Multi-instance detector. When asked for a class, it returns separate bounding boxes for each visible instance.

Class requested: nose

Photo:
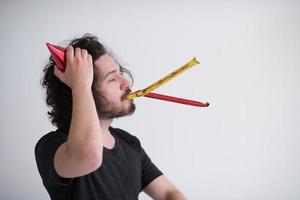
[120,76,130,90]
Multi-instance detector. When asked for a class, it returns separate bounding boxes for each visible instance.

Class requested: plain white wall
[0,0,299,199]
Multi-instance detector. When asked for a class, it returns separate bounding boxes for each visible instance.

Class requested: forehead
[94,54,120,76]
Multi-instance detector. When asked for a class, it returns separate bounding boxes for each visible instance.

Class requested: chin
[124,101,136,115]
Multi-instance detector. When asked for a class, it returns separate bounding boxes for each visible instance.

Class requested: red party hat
[46,43,66,72]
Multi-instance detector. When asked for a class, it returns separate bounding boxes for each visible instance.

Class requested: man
[35,34,187,200]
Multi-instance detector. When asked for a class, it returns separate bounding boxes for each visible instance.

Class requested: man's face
[93,54,135,119]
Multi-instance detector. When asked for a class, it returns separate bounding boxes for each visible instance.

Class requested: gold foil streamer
[127,57,200,99]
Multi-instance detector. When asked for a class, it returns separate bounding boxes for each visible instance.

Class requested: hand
[54,46,94,90]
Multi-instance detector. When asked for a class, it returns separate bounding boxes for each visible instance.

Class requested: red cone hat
[46,43,66,72]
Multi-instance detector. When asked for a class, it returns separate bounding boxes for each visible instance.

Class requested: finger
[75,47,81,59]
[66,45,74,59]
[65,46,74,66]
[87,54,93,64]
[81,49,88,57]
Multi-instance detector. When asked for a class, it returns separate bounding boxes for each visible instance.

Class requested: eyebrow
[102,69,116,80]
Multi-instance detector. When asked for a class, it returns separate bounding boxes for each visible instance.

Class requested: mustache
[121,88,132,100]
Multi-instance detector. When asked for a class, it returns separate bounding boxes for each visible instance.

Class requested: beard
[93,88,136,119]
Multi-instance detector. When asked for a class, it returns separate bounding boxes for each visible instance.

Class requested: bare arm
[144,175,188,200]
[165,190,187,200]
[53,46,103,178]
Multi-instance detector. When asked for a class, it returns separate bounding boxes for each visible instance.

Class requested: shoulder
[109,126,141,151]
[35,129,68,155]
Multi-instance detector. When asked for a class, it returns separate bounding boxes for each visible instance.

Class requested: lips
[121,88,132,100]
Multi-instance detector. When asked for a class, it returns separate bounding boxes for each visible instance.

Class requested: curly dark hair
[41,33,133,132]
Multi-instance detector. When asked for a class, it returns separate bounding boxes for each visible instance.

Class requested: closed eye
[105,68,123,82]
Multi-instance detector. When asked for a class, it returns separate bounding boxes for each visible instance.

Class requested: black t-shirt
[35,127,163,200]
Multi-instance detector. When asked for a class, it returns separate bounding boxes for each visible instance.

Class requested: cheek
[103,90,120,102]
[96,83,110,97]
[97,83,123,101]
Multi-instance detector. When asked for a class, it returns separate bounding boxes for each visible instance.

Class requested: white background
[0,0,299,199]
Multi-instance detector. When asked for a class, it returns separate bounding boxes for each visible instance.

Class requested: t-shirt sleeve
[141,146,163,190]
[35,131,73,186]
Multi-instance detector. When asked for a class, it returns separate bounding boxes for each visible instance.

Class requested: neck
[99,118,113,137]
[99,118,116,149]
